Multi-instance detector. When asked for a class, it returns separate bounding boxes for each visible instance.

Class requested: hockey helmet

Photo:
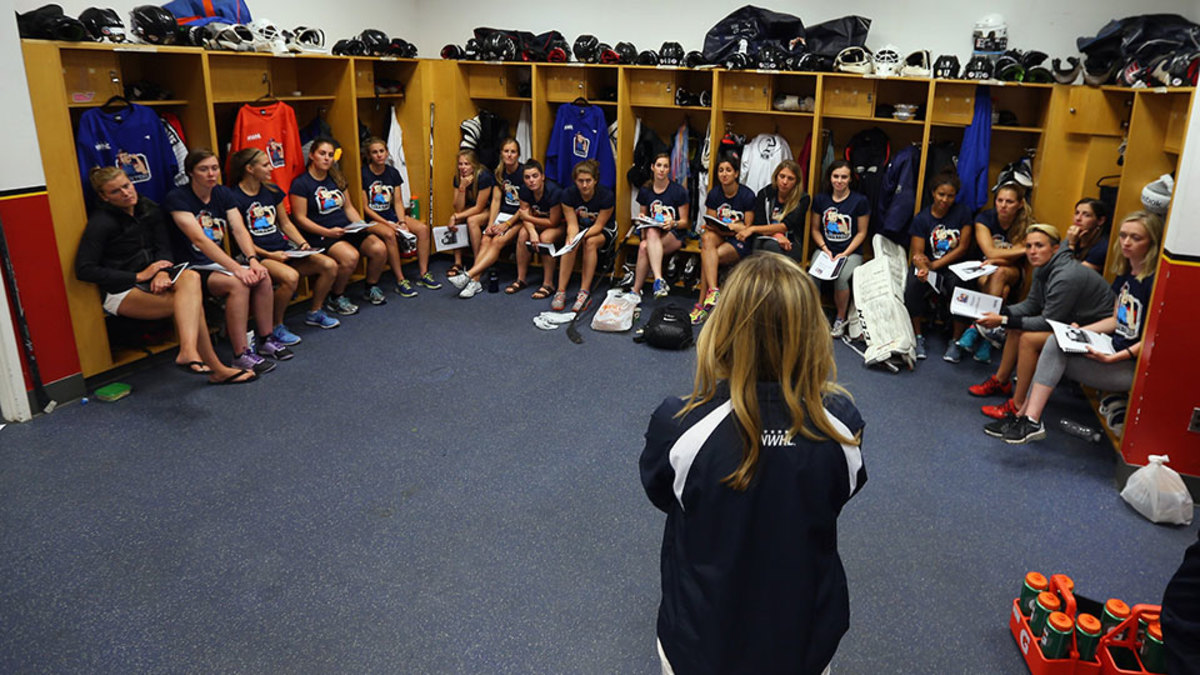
[358,29,389,56]
[994,52,1025,81]
[573,34,600,63]
[933,54,960,79]
[796,53,832,72]
[963,55,993,80]
[1051,57,1081,84]
[248,19,287,53]
[636,50,659,66]
[900,50,931,77]
[292,26,326,52]
[615,42,638,65]
[1117,57,1148,87]
[683,50,706,69]
[388,38,417,58]
[80,7,126,42]
[1025,66,1054,84]
[873,45,901,77]
[658,41,684,66]
[1140,174,1174,214]
[834,46,873,74]
[332,38,367,57]
[130,5,176,45]
[972,13,1008,53]
[1168,52,1200,86]
[755,43,787,71]
[481,32,516,61]
[547,45,569,62]
[598,45,621,64]
[723,52,750,70]
[441,44,464,60]
[463,38,481,60]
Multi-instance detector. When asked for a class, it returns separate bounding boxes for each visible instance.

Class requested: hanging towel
[386,105,413,207]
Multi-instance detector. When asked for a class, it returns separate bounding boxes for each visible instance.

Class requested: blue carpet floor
[1,260,1196,674]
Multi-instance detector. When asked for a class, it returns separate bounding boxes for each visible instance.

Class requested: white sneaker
[458,279,483,298]
[831,317,847,338]
[449,272,470,290]
[627,290,641,305]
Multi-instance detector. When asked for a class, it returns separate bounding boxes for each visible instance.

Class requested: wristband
[247,255,261,262]
[1126,348,1135,360]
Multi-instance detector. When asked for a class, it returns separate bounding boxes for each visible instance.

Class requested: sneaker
[364,285,387,305]
[1003,416,1046,444]
[571,290,590,312]
[233,348,275,375]
[395,279,418,298]
[702,287,720,309]
[627,290,642,305]
[981,398,1018,420]
[957,325,981,353]
[979,324,1007,347]
[304,309,340,329]
[943,342,963,363]
[652,278,669,298]
[417,272,442,290]
[689,302,708,325]
[448,272,470,290]
[324,295,359,316]
[974,340,992,363]
[984,413,1019,438]
[831,317,847,338]
[969,375,1013,397]
[272,324,302,346]
[458,279,483,298]
[257,335,294,361]
[914,335,927,360]
[551,291,567,311]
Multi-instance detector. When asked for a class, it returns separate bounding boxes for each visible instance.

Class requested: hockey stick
[0,216,56,413]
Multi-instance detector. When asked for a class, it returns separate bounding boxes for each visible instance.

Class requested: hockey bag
[642,304,693,350]
[803,15,872,57]
[701,5,805,66]
[591,289,639,332]
[163,0,252,27]
[846,234,915,369]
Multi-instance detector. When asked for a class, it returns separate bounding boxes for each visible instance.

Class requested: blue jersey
[637,182,690,223]
[76,104,178,207]
[163,185,238,266]
[546,104,615,189]
[561,184,616,237]
[813,192,870,256]
[518,181,563,220]
[909,202,972,261]
[230,184,289,252]
[290,171,350,230]
[362,164,404,222]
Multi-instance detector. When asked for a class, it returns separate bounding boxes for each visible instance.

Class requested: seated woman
[968,224,1114,421]
[628,153,689,301]
[164,149,280,374]
[640,252,864,675]
[512,161,564,302]
[446,149,495,278]
[905,172,974,362]
[555,160,616,312]
[229,147,341,335]
[1066,197,1111,272]
[690,156,757,325]
[957,183,1032,362]
[290,137,388,313]
[752,159,809,259]
[988,212,1161,443]
[75,167,255,384]
[810,160,869,337]
[361,136,440,296]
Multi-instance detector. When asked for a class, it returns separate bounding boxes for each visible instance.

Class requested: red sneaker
[969,375,1013,397]
[981,398,1018,419]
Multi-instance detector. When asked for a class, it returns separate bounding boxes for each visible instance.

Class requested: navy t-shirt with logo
[561,184,617,237]
[289,171,350,230]
[362,164,404,222]
[638,182,690,222]
[909,202,973,261]
[976,209,1017,249]
[163,184,236,265]
[1112,273,1154,352]
[230,184,289,252]
[518,180,564,220]
[498,167,523,216]
[812,191,870,256]
[454,169,496,204]
[705,184,756,226]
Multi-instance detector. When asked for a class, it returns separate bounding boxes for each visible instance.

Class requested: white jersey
[386,105,413,207]
[740,133,794,194]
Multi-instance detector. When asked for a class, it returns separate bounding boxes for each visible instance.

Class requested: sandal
[207,369,258,385]
[175,360,212,375]
[505,279,529,294]
[531,284,554,300]
[446,264,462,278]
[551,291,567,311]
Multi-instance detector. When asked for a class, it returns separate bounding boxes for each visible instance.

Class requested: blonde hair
[772,160,806,220]
[678,253,859,491]
[456,149,483,202]
[1026,223,1062,245]
[995,184,1032,245]
[495,137,520,179]
[88,166,128,196]
[1110,210,1163,282]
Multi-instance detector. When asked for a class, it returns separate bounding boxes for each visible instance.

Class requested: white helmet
[973,13,1008,53]
[289,26,326,53]
[834,46,873,74]
[873,45,901,77]
[248,19,287,54]
[901,50,931,77]
[204,23,254,52]
[1141,174,1174,214]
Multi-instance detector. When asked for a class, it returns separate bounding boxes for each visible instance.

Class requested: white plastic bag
[591,289,638,332]
[1120,455,1195,525]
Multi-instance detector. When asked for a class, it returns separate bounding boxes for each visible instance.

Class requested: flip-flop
[505,279,530,294]
[207,369,258,386]
[531,284,554,300]
[175,361,212,375]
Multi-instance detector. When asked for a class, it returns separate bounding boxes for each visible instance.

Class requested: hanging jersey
[545,104,616,189]
[739,133,794,193]
[159,113,189,188]
[385,106,413,207]
[518,181,563,219]
[362,164,404,222]
[498,167,523,215]
[1112,273,1154,351]
[813,192,870,256]
[163,185,237,265]
[76,104,178,207]
[290,172,350,229]
[637,182,689,222]
[909,202,972,260]
[229,102,304,212]
[705,184,756,225]
[230,184,289,252]
[561,184,616,237]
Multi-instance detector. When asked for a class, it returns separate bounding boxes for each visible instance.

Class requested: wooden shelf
[631,103,708,111]
[469,95,531,103]
[824,114,926,126]
[68,99,190,109]
[726,109,814,118]
[357,93,406,100]
[212,95,337,104]
[928,121,1044,133]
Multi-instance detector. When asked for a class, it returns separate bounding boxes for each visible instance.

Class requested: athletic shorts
[312,230,371,252]
[102,288,133,316]
[727,236,751,259]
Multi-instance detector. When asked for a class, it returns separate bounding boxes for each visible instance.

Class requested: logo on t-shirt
[115,150,151,184]
[1115,281,1143,341]
[715,203,744,223]
[573,132,590,158]
[575,205,599,228]
[504,181,520,207]
[367,181,394,212]
[771,204,784,223]
[822,207,852,243]
[195,210,226,251]
[930,224,961,259]
[246,201,277,237]
[267,139,285,168]
[649,200,677,221]
[992,233,1012,250]
[314,186,344,215]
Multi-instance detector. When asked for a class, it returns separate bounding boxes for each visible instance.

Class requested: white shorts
[102,288,133,316]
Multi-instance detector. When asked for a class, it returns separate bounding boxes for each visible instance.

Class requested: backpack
[642,304,694,350]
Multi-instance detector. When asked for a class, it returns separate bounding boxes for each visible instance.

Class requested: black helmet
[796,53,832,72]
[332,38,367,56]
[636,50,659,66]
[129,5,176,45]
[723,52,750,70]
[963,55,993,80]
[388,38,417,58]
[994,52,1025,81]
[358,29,389,56]
[573,34,599,63]
[756,43,786,70]
[17,4,89,41]
[658,41,684,66]
[615,42,637,64]
[441,44,463,59]
[463,38,481,60]
[683,50,706,69]
[1051,57,1081,84]
[489,33,517,61]
[79,7,126,42]
[1168,52,1200,86]
[598,45,620,64]
[933,54,960,79]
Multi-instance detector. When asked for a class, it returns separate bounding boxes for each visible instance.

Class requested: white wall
[4,0,45,189]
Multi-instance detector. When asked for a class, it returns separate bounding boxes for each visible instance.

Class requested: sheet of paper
[949,260,998,281]
[284,248,326,258]
[538,229,588,257]
[342,222,370,234]
[949,287,1002,319]
[432,225,469,252]
[168,262,190,284]
[808,251,847,281]
[188,262,235,276]
[395,227,417,243]
[1047,319,1116,355]
[925,269,940,292]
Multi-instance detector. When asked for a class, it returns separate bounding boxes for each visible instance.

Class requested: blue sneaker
[364,285,387,306]
[417,272,442,290]
[271,323,301,346]
[395,279,418,298]
[652,278,669,298]
[974,340,992,364]
[305,309,341,329]
[943,342,963,363]
[957,325,981,353]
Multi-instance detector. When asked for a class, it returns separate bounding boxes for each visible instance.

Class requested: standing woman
[753,159,809,257]
[810,159,870,337]
[290,137,388,313]
[690,156,756,325]
[229,148,342,335]
[641,252,865,675]
[555,160,616,312]
[904,172,974,362]
[629,153,689,300]
[75,167,254,384]
[1066,198,1111,272]
[446,149,495,277]
[164,149,280,373]
[513,160,564,301]
[361,137,440,296]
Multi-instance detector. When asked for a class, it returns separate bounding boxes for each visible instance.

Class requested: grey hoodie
[1002,247,1113,332]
